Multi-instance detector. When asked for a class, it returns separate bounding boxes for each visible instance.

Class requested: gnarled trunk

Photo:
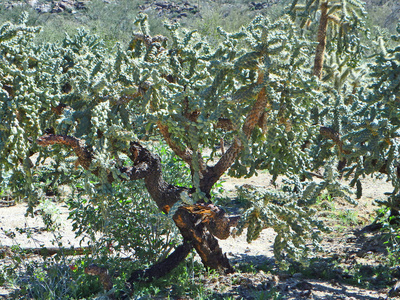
[37,70,270,284]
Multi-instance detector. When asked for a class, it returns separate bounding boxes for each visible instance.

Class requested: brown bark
[156,121,208,175]
[150,76,270,272]
[51,103,68,115]
[37,134,92,169]
[121,142,185,212]
[319,126,352,155]
[2,84,14,98]
[128,241,193,283]
[157,121,194,167]
[37,135,236,276]
[176,203,239,240]
[314,1,329,79]
[216,117,235,131]
[37,135,188,213]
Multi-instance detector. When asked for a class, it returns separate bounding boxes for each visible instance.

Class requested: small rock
[294,280,313,291]
[36,3,52,13]
[279,283,289,292]
[293,272,303,278]
[270,275,279,285]
[330,279,341,287]
[155,1,169,8]
[59,1,74,11]
[177,12,188,18]
[357,250,367,258]
[75,1,87,10]
[51,3,64,13]
[332,254,340,260]
[346,236,356,242]
[238,277,253,287]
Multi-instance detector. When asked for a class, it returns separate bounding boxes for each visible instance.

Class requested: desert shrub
[1,142,191,299]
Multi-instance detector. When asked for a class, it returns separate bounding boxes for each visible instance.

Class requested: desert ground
[0,171,398,299]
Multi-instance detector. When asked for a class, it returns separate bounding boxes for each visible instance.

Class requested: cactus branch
[37,134,92,169]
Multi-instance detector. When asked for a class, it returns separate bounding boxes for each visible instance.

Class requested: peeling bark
[128,142,188,212]
[173,206,234,273]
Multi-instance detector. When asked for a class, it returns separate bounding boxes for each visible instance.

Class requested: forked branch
[200,73,269,194]
[157,121,194,166]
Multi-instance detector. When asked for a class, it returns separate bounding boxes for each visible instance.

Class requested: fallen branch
[0,246,91,258]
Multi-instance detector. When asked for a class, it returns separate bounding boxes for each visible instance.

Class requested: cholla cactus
[355,25,400,212]
[2,7,399,280]
[0,13,325,270]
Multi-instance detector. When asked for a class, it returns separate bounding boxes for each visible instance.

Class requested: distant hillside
[364,0,400,33]
[0,0,398,44]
